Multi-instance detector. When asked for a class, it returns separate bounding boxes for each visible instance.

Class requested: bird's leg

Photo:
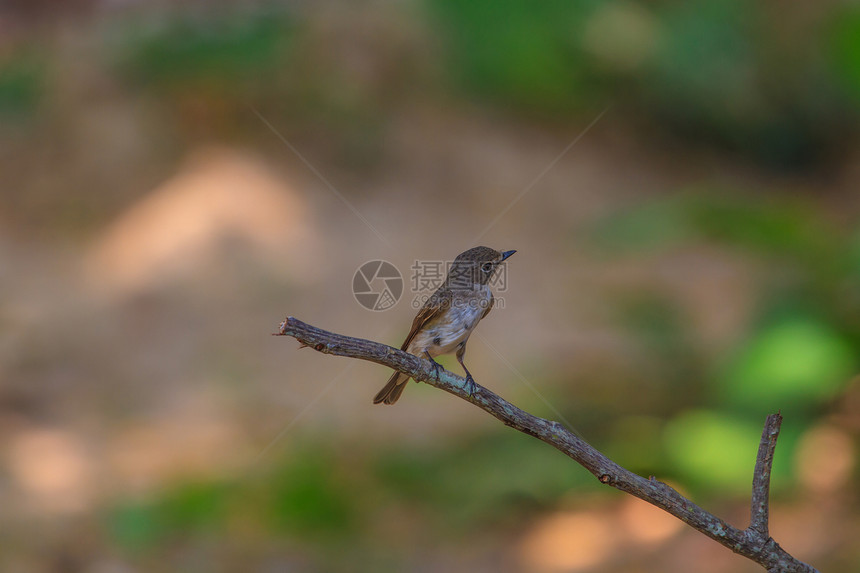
[424,350,443,381]
[455,342,477,397]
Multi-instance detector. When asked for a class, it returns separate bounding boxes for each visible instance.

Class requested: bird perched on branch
[373,246,516,405]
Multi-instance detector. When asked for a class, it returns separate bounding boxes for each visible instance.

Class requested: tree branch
[750,412,781,538]
[276,316,818,573]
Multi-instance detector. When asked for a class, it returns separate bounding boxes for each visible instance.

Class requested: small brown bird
[373,246,516,405]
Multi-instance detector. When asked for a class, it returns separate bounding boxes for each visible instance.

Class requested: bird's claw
[423,351,444,381]
[464,374,477,397]
[430,359,443,381]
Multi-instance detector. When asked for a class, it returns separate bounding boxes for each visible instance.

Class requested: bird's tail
[373,371,409,405]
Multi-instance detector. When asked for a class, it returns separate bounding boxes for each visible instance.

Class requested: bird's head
[447,246,516,287]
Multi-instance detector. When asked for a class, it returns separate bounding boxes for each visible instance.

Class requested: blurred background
[1,0,859,571]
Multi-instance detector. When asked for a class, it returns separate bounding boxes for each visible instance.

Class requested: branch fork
[276,316,818,573]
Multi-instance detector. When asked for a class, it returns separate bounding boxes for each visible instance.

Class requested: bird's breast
[408,286,491,357]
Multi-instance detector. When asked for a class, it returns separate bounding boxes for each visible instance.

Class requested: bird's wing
[400,289,452,351]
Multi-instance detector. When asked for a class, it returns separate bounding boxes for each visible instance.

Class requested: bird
[373,246,516,405]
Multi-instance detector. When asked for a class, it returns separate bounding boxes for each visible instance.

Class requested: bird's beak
[500,250,516,261]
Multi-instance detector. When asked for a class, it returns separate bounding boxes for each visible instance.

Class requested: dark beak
[500,250,516,261]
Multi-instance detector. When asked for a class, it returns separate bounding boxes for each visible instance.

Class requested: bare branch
[750,412,782,537]
[276,317,819,573]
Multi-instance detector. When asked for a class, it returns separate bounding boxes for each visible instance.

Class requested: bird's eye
[481,262,493,273]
